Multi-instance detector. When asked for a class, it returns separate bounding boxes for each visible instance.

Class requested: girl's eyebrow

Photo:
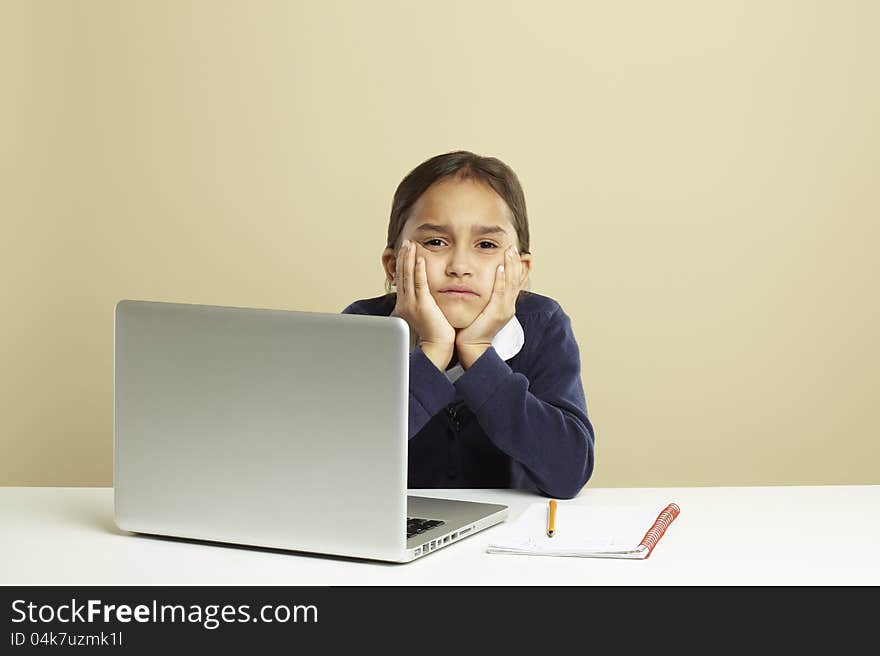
[413,222,507,237]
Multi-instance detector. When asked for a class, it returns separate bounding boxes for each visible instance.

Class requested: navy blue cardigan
[341,290,595,499]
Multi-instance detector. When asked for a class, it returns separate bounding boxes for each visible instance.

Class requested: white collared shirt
[409,316,525,383]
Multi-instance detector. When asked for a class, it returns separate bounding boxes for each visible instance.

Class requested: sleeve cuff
[409,346,456,416]
[454,346,513,412]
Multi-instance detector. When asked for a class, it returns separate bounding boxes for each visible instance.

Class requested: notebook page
[486,502,671,555]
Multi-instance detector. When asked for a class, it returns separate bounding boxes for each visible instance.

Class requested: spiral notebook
[486,502,680,559]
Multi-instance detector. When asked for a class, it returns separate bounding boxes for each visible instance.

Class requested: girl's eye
[423,239,498,249]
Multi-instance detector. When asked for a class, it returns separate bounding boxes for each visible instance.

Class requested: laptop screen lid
[114,299,410,561]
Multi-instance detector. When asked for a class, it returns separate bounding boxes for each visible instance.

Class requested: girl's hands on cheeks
[390,239,455,349]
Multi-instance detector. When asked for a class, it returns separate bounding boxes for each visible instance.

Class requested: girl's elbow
[558,466,593,499]
[556,433,595,499]
[540,478,584,500]
[530,418,595,499]
[549,486,580,501]
[541,458,593,500]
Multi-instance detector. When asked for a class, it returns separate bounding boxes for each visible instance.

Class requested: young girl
[342,150,595,499]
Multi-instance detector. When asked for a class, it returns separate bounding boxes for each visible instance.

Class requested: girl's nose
[444,244,482,274]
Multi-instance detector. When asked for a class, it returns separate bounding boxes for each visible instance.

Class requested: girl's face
[382,176,532,330]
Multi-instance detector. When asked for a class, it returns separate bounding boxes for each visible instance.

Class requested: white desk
[2,485,878,585]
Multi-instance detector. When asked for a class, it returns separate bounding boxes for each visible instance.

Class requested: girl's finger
[410,241,418,298]
[402,241,413,297]
[507,247,516,297]
[396,242,406,296]
[414,254,428,296]
[407,241,416,300]
[511,247,520,291]
[511,247,522,294]
[495,261,506,299]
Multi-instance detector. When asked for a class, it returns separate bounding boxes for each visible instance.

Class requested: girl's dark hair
[384,150,531,295]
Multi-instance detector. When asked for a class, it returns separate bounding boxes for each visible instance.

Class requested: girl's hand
[455,245,526,352]
[390,239,456,349]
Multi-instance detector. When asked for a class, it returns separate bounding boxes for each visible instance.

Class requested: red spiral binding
[638,503,680,558]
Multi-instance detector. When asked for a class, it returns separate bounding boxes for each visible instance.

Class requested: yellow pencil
[547,499,557,537]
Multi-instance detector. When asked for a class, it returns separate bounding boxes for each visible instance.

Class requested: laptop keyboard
[407,517,445,539]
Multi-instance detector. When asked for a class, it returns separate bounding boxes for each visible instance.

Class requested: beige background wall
[2,1,878,488]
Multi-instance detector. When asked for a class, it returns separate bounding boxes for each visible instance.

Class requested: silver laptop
[113,299,507,563]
